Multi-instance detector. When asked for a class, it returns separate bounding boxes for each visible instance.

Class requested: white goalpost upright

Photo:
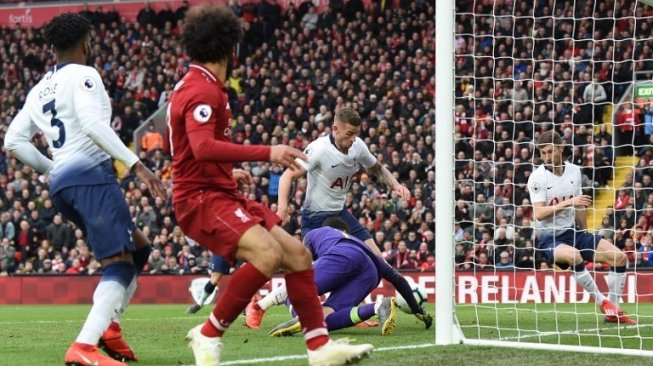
[435,0,461,346]
[436,0,653,357]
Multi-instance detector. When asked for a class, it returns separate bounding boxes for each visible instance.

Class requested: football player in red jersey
[167,5,373,366]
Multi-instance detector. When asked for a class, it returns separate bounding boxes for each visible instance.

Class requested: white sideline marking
[500,323,653,341]
[182,343,434,366]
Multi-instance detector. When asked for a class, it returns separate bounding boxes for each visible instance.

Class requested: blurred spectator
[148,249,165,274]
[495,251,514,269]
[140,123,164,153]
[137,2,157,27]
[45,215,73,252]
[0,212,16,243]
[582,77,607,125]
[514,241,535,269]
[419,254,435,272]
[0,238,16,274]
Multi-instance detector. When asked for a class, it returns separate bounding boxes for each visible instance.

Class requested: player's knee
[569,251,583,265]
[259,238,283,270]
[574,255,584,265]
[279,240,312,272]
[295,246,312,268]
[614,251,627,267]
[286,239,312,267]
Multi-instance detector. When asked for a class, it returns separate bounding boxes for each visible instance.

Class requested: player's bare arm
[187,127,306,170]
[367,162,411,201]
[277,165,307,224]
[533,195,592,221]
[575,205,588,230]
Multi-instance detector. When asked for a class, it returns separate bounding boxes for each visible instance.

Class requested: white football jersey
[10,63,124,192]
[298,135,377,212]
[527,161,582,236]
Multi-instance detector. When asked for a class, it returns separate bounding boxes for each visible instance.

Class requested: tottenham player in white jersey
[277,107,410,249]
[245,107,432,331]
[4,13,166,366]
[528,130,634,324]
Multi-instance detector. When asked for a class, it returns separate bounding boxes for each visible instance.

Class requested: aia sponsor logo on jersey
[330,174,355,189]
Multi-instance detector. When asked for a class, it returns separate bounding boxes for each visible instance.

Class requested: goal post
[435,0,459,346]
[436,0,653,357]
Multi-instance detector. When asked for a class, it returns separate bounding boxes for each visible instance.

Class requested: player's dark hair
[322,217,350,234]
[536,130,562,148]
[181,5,243,63]
[42,13,92,52]
[335,107,362,127]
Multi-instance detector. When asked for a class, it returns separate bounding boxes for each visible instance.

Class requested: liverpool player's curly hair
[43,12,92,52]
[182,5,243,63]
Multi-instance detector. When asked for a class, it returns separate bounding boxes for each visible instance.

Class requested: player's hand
[232,168,253,186]
[569,195,592,207]
[393,184,411,201]
[270,145,307,171]
[132,162,168,200]
[277,204,289,224]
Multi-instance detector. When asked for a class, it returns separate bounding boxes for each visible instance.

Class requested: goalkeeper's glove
[414,307,433,329]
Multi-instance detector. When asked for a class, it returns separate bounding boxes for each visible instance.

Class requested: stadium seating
[0,1,435,275]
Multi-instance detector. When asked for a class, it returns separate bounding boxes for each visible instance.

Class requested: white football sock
[573,269,606,304]
[113,275,138,323]
[76,279,127,345]
[607,271,626,307]
[374,300,382,314]
[258,283,288,311]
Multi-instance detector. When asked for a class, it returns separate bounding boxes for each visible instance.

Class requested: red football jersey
[166,64,239,202]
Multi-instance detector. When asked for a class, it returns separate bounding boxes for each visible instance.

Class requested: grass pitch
[1,302,653,365]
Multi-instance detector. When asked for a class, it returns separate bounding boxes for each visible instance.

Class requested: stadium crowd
[453,0,653,271]
[0,1,435,276]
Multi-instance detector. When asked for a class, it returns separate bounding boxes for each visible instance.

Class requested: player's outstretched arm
[533,195,592,221]
[4,109,54,173]
[277,166,307,224]
[367,162,410,201]
[187,126,306,169]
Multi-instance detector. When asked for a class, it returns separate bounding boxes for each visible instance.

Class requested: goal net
[436,0,653,356]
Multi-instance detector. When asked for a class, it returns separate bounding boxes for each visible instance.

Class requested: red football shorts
[173,190,281,264]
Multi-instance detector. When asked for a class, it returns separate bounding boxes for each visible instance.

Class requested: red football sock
[285,269,329,350]
[201,263,269,338]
